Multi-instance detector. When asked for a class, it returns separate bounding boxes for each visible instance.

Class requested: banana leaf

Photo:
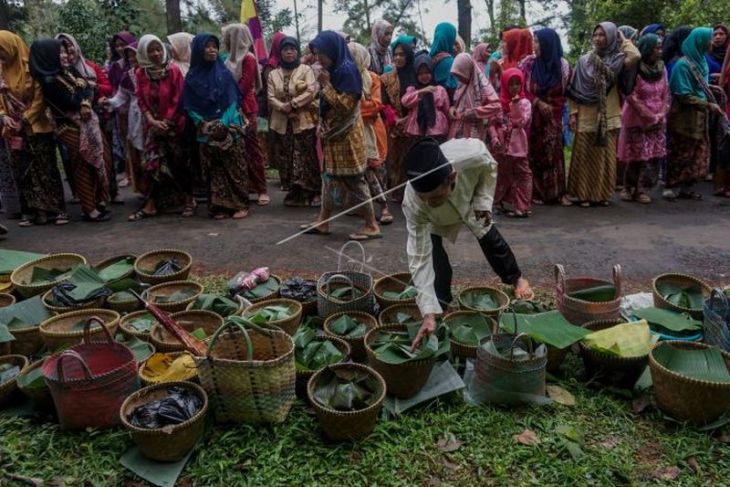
[447,314,492,346]
[190,328,208,340]
[656,282,705,310]
[108,290,137,303]
[294,323,345,371]
[460,291,499,311]
[567,285,617,302]
[190,294,239,317]
[97,257,135,282]
[0,296,50,329]
[106,278,141,294]
[382,285,418,300]
[653,345,730,383]
[129,313,156,333]
[0,249,45,274]
[116,334,155,363]
[244,305,293,325]
[28,266,70,285]
[51,265,110,304]
[0,323,15,343]
[16,365,45,390]
[372,323,449,365]
[499,311,589,349]
[239,277,279,300]
[633,307,702,333]
[329,314,368,337]
[153,288,195,304]
[327,285,364,301]
[395,311,421,327]
[481,336,547,362]
[510,299,552,314]
[582,321,655,357]
[313,367,380,411]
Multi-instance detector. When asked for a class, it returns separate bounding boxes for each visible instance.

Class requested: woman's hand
[449,106,458,120]
[281,102,293,114]
[80,105,92,122]
[420,85,436,95]
[1,115,19,132]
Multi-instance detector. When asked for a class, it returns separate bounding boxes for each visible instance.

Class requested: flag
[240,0,268,63]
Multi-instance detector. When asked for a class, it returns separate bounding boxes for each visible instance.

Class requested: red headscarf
[502,28,533,70]
[267,32,287,68]
[499,67,526,112]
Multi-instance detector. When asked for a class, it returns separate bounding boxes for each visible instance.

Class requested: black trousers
[431,226,522,307]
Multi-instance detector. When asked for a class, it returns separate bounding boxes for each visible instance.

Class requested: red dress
[238,55,267,195]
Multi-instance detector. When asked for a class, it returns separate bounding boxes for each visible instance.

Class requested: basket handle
[554,264,566,294]
[508,332,534,360]
[82,316,114,345]
[234,294,252,311]
[206,318,254,361]
[324,273,356,299]
[708,288,729,316]
[56,350,94,383]
[337,241,366,273]
[612,264,623,299]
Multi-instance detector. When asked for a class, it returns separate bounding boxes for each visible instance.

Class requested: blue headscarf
[428,22,458,92]
[531,28,563,95]
[642,23,665,36]
[183,33,240,120]
[309,30,362,115]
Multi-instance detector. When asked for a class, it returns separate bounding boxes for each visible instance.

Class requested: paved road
[2,180,729,289]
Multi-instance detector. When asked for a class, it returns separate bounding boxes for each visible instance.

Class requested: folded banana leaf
[460,291,500,311]
[382,285,418,300]
[329,314,368,337]
[372,323,449,365]
[0,295,50,329]
[293,321,345,371]
[447,313,492,346]
[189,294,240,317]
[238,277,279,300]
[395,310,421,327]
[582,321,655,357]
[153,288,196,304]
[313,367,380,411]
[327,285,364,302]
[656,282,705,310]
[244,305,293,325]
[106,278,142,294]
[567,285,617,302]
[190,328,208,340]
[499,311,589,349]
[116,334,155,363]
[0,249,45,274]
[108,290,138,303]
[128,313,156,333]
[28,266,70,285]
[633,307,702,333]
[653,345,730,383]
[97,257,135,282]
[510,299,551,314]
[0,323,15,343]
[16,365,45,390]
[50,265,111,306]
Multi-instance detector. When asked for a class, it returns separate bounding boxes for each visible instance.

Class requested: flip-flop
[348,232,383,241]
[379,214,394,225]
[257,194,271,206]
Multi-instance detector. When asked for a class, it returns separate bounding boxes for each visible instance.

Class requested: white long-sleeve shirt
[402,138,498,316]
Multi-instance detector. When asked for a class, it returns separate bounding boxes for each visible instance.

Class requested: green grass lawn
[1,276,728,486]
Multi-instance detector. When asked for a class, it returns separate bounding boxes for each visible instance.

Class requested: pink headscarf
[451,53,494,112]
[267,32,286,69]
[471,43,491,73]
[499,67,526,112]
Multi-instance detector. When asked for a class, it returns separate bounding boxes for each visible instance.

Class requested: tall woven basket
[317,242,374,318]
[555,264,623,326]
[579,318,648,388]
[704,289,730,352]
[195,320,296,424]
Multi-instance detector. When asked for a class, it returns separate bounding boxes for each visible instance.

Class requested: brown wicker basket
[238,275,282,304]
[134,249,192,285]
[443,310,497,360]
[457,286,510,318]
[323,311,378,361]
[378,303,422,328]
[546,346,570,374]
[94,254,137,281]
[145,281,204,313]
[652,273,711,320]
[555,264,623,326]
[9,325,44,357]
[139,352,199,386]
[0,293,16,308]
[120,381,208,462]
[16,357,54,410]
[365,324,436,399]
[119,310,158,341]
[307,363,386,441]
[579,318,648,387]
[0,354,28,407]
[41,288,106,314]
[106,292,144,314]
[10,253,87,298]
[149,310,223,353]
[373,272,416,309]
[39,309,120,352]
[295,336,351,399]
[185,294,246,317]
[242,298,303,336]
[649,341,730,425]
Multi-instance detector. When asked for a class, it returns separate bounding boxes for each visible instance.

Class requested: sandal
[18,218,34,227]
[560,196,573,207]
[300,222,331,235]
[619,189,633,202]
[54,213,70,225]
[348,231,383,241]
[380,212,394,225]
[506,210,529,218]
[128,210,155,222]
[213,213,230,220]
[182,202,197,217]
[84,212,111,222]
[257,194,271,206]
[309,196,321,208]
[636,193,652,204]
[232,209,249,219]
[662,189,677,201]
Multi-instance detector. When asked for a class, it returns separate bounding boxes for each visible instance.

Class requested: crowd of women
[0,19,728,238]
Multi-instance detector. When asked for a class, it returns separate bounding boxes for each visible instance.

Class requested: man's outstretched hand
[411,313,437,351]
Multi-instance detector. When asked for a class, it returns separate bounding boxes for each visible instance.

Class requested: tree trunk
[293,0,301,42]
[165,0,182,35]
[457,0,471,50]
[363,0,371,34]
[518,0,526,24]
[317,0,323,32]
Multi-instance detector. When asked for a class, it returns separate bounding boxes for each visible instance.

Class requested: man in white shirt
[402,137,534,348]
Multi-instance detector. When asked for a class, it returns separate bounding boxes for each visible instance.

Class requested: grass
[1,276,728,486]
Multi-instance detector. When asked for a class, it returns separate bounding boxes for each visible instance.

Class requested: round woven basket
[443,310,496,360]
[134,249,192,285]
[149,310,223,353]
[120,381,208,462]
[139,352,199,386]
[94,254,137,281]
[16,357,54,410]
[185,294,246,317]
[555,264,623,326]
[378,303,422,328]
[0,274,12,293]
[39,309,120,352]
[9,325,44,357]
[119,310,158,341]
[652,273,711,321]
[307,363,386,441]
[457,286,510,318]
[144,281,204,313]
[10,253,87,298]
[238,275,282,304]
[546,346,570,374]
[0,293,16,308]
[365,324,436,399]
[579,318,648,387]
[0,354,28,407]
[323,311,378,361]
[41,288,106,314]
[649,341,730,425]
[373,272,416,309]
[242,298,303,336]
[106,292,144,314]
[295,336,351,399]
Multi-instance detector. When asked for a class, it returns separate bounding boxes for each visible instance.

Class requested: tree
[333,0,424,46]
[0,0,25,33]
[166,0,182,34]
[457,0,471,50]
[209,0,293,39]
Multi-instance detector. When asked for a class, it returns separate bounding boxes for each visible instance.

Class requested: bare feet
[232,209,249,219]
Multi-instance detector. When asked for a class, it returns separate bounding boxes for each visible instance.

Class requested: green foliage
[333,0,425,46]
[0,0,26,33]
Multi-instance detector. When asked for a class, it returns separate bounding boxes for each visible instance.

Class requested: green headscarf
[636,33,664,81]
[669,27,712,99]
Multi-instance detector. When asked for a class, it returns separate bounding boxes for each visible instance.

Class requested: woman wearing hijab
[429,23,459,97]
[167,32,194,76]
[0,32,68,226]
[299,30,381,241]
[30,38,111,222]
[106,31,136,189]
[260,31,286,122]
[129,34,193,221]
[267,36,320,207]
[518,27,571,206]
[665,27,723,200]
[107,32,137,91]
[472,43,491,74]
[381,36,416,202]
[663,26,692,80]
[501,28,533,71]
[641,23,666,39]
[448,53,501,143]
[368,19,393,74]
[566,22,640,207]
[401,53,450,141]
[617,34,669,204]
[706,24,729,79]
[221,23,270,207]
[183,34,250,219]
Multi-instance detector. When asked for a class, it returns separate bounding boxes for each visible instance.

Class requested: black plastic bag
[280,277,317,302]
[153,259,182,277]
[128,386,203,429]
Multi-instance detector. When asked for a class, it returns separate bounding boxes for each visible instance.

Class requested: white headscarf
[167,32,193,76]
[222,23,262,92]
[348,42,373,97]
[56,33,96,81]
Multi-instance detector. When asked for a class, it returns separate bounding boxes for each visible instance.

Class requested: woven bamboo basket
[323,311,378,361]
[39,310,120,352]
[9,324,44,357]
[317,271,375,318]
[649,341,730,425]
[106,292,144,314]
[443,310,497,360]
[457,286,510,318]
[579,318,648,387]
[139,352,199,386]
[0,354,28,407]
[307,363,386,441]
[0,292,16,308]
[373,273,416,309]
[652,273,711,320]
[0,273,11,293]
[295,336,351,399]
[149,310,223,353]
[242,298,303,336]
[555,264,623,326]
[238,275,282,304]
[365,324,436,399]
[94,254,137,281]
[185,294,246,318]
[16,358,54,410]
[378,303,422,328]
[134,249,192,285]
[119,310,158,341]
[10,253,87,298]
[41,288,106,314]
[144,281,204,313]
[120,381,208,462]
[546,346,570,374]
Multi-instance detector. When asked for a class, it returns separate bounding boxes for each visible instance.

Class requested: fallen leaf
[597,435,620,450]
[652,466,680,481]
[440,456,459,472]
[546,385,575,406]
[686,457,701,474]
[632,395,652,414]
[437,433,464,453]
[513,429,541,446]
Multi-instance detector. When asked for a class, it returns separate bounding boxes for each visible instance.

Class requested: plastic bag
[227,267,270,295]
[153,259,182,277]
[128,386,203,429]
[280,277,317,302]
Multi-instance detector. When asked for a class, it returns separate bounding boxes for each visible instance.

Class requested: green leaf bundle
[371,324,449,365]
[190,294,240,317]
[244,305,293,325]
[97,257,135,282]
[329,314,368,338]
[239,277,279,300]
[633,307,702,333]
[313,367,380,412]
[656,282,705,310]
[567,285,617,302]
[382,285,418,301]
[499,311,590,349]
[653,345,730,383]
[447,313,492,346]
[294,324,345,371]
[460,291,500,311]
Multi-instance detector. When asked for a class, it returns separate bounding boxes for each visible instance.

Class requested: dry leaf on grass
[437,433,464,453]
[686,457,701,474]
[596,435,621,450]
[652,466,680,481]
[546,385,575,406]
[513,429,541,446]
